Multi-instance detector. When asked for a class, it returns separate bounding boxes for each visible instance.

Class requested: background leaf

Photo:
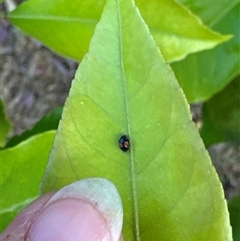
[177,0,239,26]
[8,0,229,63]
[5,106,62,148]
[41,0,231,240]
[0,99,12,147]
[200,76,240,147]
[136,0,230,62]
[0,131,55,232]
[228,195,240,241]
[171,2,239,102]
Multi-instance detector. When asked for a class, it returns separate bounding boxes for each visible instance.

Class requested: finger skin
[1,192,124,241]
[1,192,55,241]
[1,177,124,241]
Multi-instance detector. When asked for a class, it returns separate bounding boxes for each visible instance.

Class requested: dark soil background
[1,2,239,200]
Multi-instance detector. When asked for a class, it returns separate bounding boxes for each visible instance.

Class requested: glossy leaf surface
[8,0,229,62]
[171,2,239,102]
[0,131,55,232]
[41,0,232,240]
[200,76,240,147]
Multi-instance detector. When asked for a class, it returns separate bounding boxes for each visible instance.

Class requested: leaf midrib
[9,14,98,25]
[10,14,227,43]
[117,0,140,240]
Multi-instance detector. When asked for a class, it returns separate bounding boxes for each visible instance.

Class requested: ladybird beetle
[118,135,130,152]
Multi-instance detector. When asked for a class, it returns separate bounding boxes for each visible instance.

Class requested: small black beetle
[118,135,130,152]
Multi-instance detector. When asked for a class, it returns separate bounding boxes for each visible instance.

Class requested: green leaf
[228,195,240,241]
[0,131,55,232]
[5,106,62,148]
[200,76,240,147]
[41,0,231,240]
[171,2,239,103]
[177,0,239,26]
[8,0,230,63]
[0,99,12,147]
[136,0,231,62]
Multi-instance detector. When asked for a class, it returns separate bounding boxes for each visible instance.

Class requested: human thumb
[1,178,123,241]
